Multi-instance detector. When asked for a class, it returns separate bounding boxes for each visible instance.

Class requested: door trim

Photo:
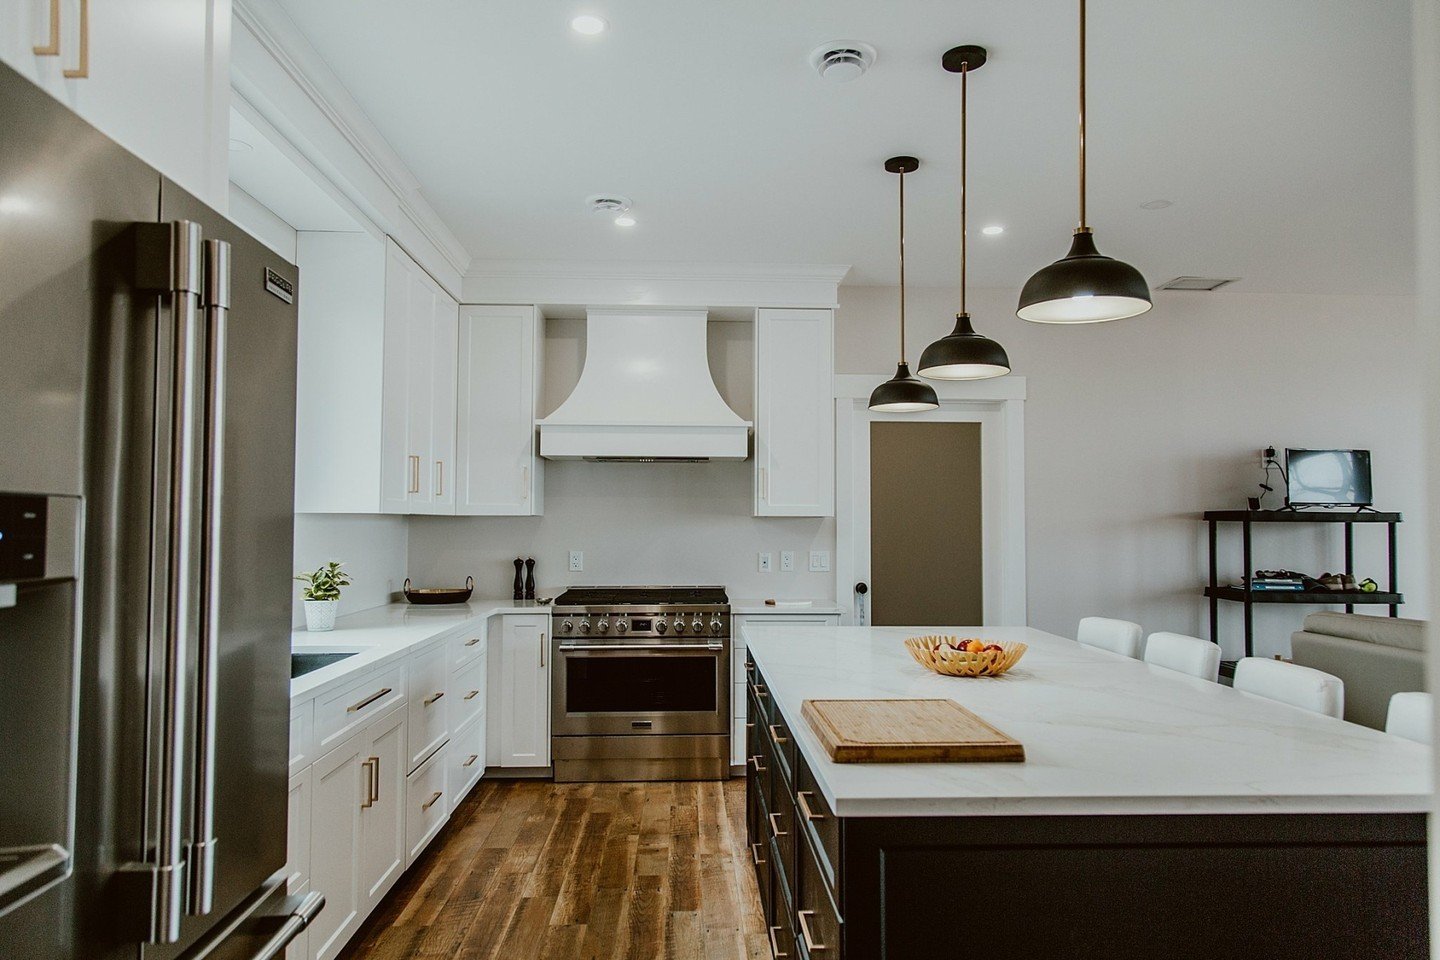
[834,376,1026,626]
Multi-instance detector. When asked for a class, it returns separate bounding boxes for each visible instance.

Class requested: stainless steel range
[551,586,730,782]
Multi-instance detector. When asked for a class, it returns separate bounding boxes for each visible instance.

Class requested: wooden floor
[337,778,769,960]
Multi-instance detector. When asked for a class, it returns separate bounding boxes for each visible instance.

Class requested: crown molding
[232,0,470,281]
[461,260,851,308]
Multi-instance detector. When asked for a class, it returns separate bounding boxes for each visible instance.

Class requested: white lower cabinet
[307,728,366,960]
[359,706,408,910]
[405,639,450,772]
[490,614,550,768]
[284,765,312,960]
[450,712,486,804]
[405,744,450,865]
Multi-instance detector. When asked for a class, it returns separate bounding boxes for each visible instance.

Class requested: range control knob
[579,619,592,634]
[560,619,574,634]
[596,619,609,634]
[691,618,704,634]
[615,619,629,634]
[656,620,668,635]
[710,618,723,635]
[674,618,687,634]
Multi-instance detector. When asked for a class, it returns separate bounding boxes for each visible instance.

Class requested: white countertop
[730,598,845,615]
[744,625,1431,818]
[290,599,549,702]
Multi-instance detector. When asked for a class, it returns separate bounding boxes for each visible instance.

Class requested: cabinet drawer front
[316,664,406,754]
[406,641,450,771]
[450,626,485,671]
[450,656,486,730]
[289,699,314,775]
[405,744,449,864]
[450,711,485,804]
[795,751,840,892]
[766,710,797,794]
[796,828,843,959]
[747,790,773,925]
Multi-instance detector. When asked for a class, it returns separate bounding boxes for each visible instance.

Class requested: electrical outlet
[569,550,584,572]
[1258,447,1271,467]
[809,551,831,573]
[758,552,773,573]
[780,551,795,572]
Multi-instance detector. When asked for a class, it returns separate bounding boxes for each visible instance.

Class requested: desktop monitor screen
[1285,449,1373,507]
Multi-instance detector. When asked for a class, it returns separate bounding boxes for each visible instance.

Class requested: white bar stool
[1232,657,1344,719]
[1142,632,1221,682]
[1076,617,1144,659]
[1385,692,1432,744]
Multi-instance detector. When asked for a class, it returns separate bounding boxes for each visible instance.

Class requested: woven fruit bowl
[904,636,1028,678]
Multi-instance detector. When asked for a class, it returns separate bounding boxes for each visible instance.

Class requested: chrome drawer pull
[421,791,443,812]
[767,926,789,959]
[463,754,479,768]
[465,636,481,646]
[768,723,788,745]
[424,691,445,707]
[768,811,787,839]
[464,689,480,701]
[797,911,827,952]
[796,791,825,822]
[347,687,392,713]
[750,843,766,866]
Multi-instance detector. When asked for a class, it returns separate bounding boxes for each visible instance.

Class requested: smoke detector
[1156,276,1240,291]
[809,41,876,83]
[587,195,632,214]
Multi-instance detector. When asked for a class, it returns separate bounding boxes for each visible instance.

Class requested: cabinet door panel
[380,240,417,513]
[360,707,408,911]
[428,287,459,514]
[456,305,540,515]
[308,732,365,960]
[498,615,550,767]
[755,309,834,517]
[285,767,312,894]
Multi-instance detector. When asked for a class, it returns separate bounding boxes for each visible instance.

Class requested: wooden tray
[801,698,1024,763]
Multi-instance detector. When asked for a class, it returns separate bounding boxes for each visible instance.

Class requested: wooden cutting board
[801,698,1025,763]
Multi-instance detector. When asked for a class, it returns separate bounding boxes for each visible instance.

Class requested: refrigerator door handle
[249,891,325,960]
[187,238,231,917]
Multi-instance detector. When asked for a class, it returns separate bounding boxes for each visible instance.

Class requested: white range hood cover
[538,308,751,461]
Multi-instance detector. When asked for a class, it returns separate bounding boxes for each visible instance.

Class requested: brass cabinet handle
[463,754,479,768]
[435,460,444,497]
[407,455,420,493]
[767,926,789,959]
[370,756,380,803]
[360,759,375,809]
[463,689,480,701]
[465,637,481,647]
[421,790,443,812]
[748,755,767,773]
[796,791,825,822]
[797,911,827,952]
[34,0,60,55]
[768,723,788,745]
[424,691,445,707]
[754,683,769,700]
[768,811,787,839]
[750,843,766,866]
[347,687,392,713]
[62,0,88,78]
[540,633,546,668]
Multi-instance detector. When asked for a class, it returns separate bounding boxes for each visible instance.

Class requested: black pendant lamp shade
[916,44,1010,382]
[1017,0,1151,324]
[869,155,939,413]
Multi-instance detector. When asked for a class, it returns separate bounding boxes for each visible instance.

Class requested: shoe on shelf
[1340,574,1359,591]
[1317,573,1346,592]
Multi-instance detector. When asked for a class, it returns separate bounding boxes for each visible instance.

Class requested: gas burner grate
[555,586,728,606]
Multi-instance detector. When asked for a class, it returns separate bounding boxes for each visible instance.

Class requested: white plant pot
[304,599,339,632]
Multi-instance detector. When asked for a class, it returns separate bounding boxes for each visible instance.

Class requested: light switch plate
[808,551,831,572]
[780,551,795,572]
[569,550,584,572]
[0,584,14,609]
[758,552,773,573]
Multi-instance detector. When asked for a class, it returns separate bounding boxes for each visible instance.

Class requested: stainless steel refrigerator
[0,62,322,959]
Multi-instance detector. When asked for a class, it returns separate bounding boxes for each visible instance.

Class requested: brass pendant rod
[1078,0,1088,231]
[898,167,907,362]
[960,62,968,315]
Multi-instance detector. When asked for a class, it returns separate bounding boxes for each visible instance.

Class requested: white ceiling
[270,0,1414,293]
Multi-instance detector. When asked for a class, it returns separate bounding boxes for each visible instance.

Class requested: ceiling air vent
[1156,276,1240,292]
[809,42,877,83]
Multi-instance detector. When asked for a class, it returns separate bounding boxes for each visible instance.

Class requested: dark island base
[745,653,1428,960]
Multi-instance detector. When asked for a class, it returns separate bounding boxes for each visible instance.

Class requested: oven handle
[558,643,724,653]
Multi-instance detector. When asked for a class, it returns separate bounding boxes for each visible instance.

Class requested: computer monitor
[1285,449,1373,507]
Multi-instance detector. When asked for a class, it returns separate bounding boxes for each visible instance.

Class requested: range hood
[538,308,752,461]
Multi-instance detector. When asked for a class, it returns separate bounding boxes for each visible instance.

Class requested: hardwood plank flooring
[337,778,769,960]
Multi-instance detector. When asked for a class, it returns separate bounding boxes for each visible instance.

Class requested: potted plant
[295,561,352,632]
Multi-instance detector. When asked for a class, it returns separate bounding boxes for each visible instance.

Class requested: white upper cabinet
[754,308,835,517]
[1,0,228,207]
[456,305,544,516]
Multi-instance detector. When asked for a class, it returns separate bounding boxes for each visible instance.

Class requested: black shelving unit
[1204,509,1403,660]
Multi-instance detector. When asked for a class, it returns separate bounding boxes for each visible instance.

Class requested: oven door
[552,641,730,737]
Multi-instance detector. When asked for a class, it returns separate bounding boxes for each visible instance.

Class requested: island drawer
[794,752,839,892]
[766,907,798,960]
[748,687,776,813]
[766,783,797,901]
[795,826,843,959]
[748,795,772,924]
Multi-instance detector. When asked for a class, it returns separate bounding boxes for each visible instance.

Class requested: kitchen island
[742,625,1429,960]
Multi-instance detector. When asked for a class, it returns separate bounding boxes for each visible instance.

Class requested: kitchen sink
[291,651,358,679]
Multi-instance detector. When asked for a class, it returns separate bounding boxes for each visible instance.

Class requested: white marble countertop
[730,598,845,615]
[290,598,549,702]
[744,625,1431,818]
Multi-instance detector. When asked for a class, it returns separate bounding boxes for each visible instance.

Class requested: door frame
[834,375,1027,626]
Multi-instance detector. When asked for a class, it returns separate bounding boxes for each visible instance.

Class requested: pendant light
[1017,0,1151,323]
[918,45,1011,381]
[868,156,939,413]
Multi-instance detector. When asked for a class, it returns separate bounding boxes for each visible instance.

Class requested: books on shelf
[1235,578,1306,592]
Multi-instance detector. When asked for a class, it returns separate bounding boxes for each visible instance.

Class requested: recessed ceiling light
[614,214,636,227]
[570,14,608,35]
[1139,199,1173,210]
[228,138,253,153]
[981,224,1004,236]
[587,194,631,215]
